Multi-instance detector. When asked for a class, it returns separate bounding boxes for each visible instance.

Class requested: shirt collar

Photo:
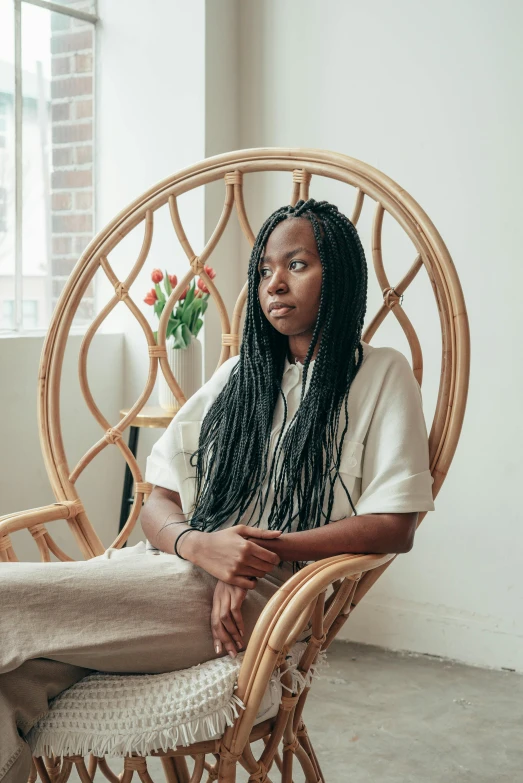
[282,342,366,375]
[283,355,317,374]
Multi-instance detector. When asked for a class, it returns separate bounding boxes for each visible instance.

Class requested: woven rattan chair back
[33,149,469,591]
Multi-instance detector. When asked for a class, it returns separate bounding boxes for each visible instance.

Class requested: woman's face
[257,217,323,340]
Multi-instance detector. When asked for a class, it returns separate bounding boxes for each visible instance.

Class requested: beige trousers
[0,541,296,783]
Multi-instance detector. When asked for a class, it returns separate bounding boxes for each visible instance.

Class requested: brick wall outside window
[50,3,95,324]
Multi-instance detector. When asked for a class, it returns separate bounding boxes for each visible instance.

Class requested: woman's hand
[212,580,247,658]
[180,525,283,589]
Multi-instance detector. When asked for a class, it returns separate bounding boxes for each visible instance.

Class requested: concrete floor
[70,640,523,783]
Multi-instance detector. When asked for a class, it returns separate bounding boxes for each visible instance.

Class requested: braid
[173,199,368,573]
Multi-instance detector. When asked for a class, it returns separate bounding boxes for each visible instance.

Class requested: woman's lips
[270,306,294,317]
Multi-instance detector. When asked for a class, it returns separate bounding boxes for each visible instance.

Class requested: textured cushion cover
[28,642,326,757]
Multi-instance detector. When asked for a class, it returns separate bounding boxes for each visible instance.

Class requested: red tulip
[144,289,158,305]
[179,285,189,300]
[204,264,216,279]
[169,274,178,288]
[151,269,163,284]
[197,277,209,294]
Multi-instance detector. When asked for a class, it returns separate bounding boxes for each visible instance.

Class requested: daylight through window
[0,0,98,333]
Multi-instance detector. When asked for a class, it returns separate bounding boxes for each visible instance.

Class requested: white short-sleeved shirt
[145,342,435,530]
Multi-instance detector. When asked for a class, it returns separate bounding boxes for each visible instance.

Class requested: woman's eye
[259,260,306,278]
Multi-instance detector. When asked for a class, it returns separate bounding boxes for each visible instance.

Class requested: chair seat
[27,642,326,758]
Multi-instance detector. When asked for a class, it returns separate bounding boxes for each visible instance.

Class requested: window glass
[0,0,97,333]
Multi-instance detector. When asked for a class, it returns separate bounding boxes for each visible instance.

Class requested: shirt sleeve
[144,415,184,493]
[144,354,240,493]
[355,350,435,516]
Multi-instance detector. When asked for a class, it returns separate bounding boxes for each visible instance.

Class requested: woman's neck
[287,346,319,364]
[287,333,321,365]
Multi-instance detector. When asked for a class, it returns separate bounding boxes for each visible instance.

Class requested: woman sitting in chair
[141,198,435,659]
[0,199,434,782]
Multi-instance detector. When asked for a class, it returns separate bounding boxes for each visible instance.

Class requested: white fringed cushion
[27,643,326,758]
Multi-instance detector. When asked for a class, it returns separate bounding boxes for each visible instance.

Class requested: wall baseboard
[339,594,522,673]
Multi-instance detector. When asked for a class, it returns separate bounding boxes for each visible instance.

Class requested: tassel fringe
[27,693,245,758]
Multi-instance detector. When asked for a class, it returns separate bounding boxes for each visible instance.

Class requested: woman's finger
[211,593,224,655]
[212,589,239,658]
[228,574,259,590]
[217,591,240,658]
[220,612,243,652]
[233,563,273,579]
[237,526,282,539]
[243,539,282,566]
[212,586,233,654]
[230,598,245,639]
[217,622,240,658]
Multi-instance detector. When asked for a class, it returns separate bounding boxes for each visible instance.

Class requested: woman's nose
[267,269,287,294]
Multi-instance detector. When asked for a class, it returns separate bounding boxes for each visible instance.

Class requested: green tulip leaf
[154,282,165,303]
[184,283,196,308]
[180,301,195,326]
[167,316,181,338]
[172,323,187,349]
[181,322,192,346]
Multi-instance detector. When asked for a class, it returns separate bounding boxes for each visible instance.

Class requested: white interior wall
[238,0,523,671]
[95,0,207,549]
[203,0,243,380]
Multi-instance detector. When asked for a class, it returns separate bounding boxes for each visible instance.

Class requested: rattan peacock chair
[0,148,470,782]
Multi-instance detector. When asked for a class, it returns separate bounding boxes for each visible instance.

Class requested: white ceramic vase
[158,334,203,411]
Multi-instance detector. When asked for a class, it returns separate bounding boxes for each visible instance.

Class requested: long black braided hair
[179,199,368,569]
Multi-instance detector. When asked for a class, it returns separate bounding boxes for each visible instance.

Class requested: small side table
[118,406,178,534]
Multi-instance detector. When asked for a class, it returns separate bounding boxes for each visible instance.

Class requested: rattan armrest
[249,551,394,654]
[0,500,83,537]
[223,552,394,755]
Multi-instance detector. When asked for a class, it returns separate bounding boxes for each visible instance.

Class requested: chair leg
[160,757,181,783]
[87,757,98,781]
[160,756,192,783]
[42,756,73,783]
[34,758,52,783]
[297,723,325,783]
[172,758,190,783]
[44,756,61,783]
[96,757,120,783]
[28,759,38,783]
[72,757,96,783]
[216,757,236,783]
[263,744,285,780]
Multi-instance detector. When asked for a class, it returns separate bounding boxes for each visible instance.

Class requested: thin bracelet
[174,527,197,560]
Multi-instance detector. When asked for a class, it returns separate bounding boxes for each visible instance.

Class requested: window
[0,0,98,334]
[2,297,38,328]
